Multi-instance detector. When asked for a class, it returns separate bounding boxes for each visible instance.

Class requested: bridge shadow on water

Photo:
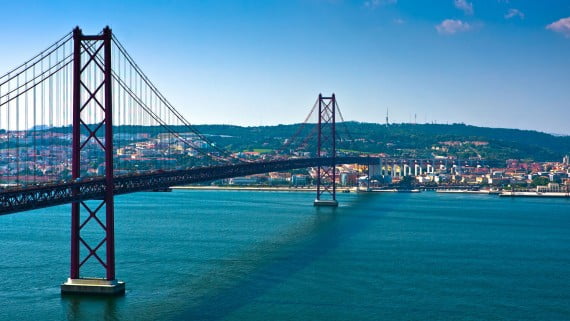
[57,192,410,321]
[175,192,403,321]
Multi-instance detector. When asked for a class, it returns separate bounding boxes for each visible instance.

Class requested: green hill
[192,122,570,162]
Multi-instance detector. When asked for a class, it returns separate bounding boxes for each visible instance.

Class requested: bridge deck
[0,156,495,216]
[0,157,373,215]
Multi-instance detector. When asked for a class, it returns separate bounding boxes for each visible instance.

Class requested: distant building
[229,177,259,185]
[340,172,358,186]
[292,174,309,186]
[537,183,565,193]
[506,159,520,169]
[268,172,291,185]
[549,172,565,183]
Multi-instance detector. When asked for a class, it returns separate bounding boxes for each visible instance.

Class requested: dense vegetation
[39,122,570,162]
[192,122,570,162]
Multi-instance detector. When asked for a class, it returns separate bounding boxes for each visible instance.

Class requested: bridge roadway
[0,156,378,215]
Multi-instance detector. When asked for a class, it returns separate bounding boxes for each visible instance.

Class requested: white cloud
[364,0,397,9]
[546,17,570,38]
[454,0,473,15]
[505,8,524,19]
[393,18,405,25]
[436,19,472,35]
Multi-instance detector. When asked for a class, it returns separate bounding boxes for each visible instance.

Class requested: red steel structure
[0,26,497,295]
[69,26,118,284]
[0,156,375,215]
[315,93,338,206]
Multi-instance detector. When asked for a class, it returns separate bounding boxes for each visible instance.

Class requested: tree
[398,176,416,189]
[530,176,549,187]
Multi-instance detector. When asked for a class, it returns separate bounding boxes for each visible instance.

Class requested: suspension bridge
[0,27,486,295]
[0,26,377,295]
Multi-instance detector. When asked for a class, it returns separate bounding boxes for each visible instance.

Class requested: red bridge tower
[61,27,125,295]
[314,94,339,207]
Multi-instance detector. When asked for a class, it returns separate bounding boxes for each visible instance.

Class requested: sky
[0,0,569,134]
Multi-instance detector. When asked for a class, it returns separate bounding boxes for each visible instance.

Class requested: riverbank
[171,186,570,198]
[171,186,356,192]
[437,189,501,195]
[499,191,570,198]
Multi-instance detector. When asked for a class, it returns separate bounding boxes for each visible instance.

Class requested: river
[1,190,569,320]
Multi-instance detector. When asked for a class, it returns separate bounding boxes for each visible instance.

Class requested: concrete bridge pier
[61,278,125,296]
[314,199,339,206]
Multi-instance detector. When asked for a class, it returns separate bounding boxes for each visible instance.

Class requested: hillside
[192,122,570,162]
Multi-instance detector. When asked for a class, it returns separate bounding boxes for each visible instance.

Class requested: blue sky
[0,0,569,134]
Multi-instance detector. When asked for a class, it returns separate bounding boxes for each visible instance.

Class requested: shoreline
[171,186,357,192]
[499,191,570,198]
[170,186,570,198]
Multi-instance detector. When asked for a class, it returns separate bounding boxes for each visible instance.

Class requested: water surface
[0,190,569,320]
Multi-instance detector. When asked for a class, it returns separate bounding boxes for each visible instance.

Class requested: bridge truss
[0,26,492,295]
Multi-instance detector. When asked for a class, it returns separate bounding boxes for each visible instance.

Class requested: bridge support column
[61,26,125,296]
[314,94,338,207]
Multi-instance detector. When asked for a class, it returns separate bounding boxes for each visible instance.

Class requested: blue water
[1,190,569,320]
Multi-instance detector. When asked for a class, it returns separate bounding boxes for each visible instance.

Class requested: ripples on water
[0,191,569,320]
